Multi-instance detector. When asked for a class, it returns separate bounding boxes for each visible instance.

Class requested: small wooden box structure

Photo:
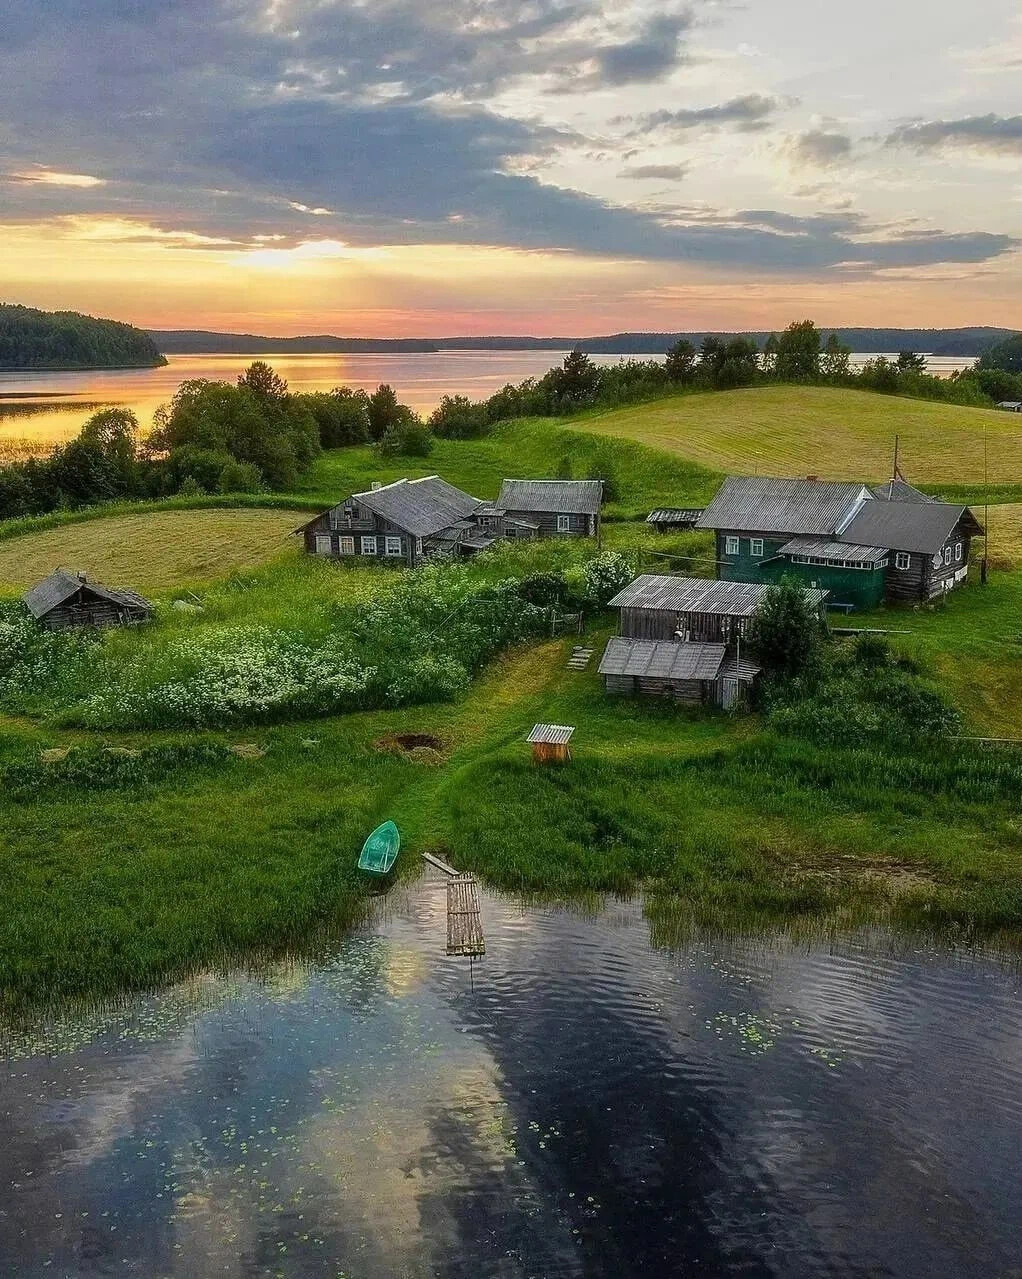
[447,875,485,956]
[527,723,575,764]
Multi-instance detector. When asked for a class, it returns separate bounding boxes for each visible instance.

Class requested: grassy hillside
[570,385,1022,489]
[0,508,307,592]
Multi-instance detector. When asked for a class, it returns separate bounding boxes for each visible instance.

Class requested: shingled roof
[696,476,869,537]
[498,479,603,515]
[23,570,151,620]
[607,575,828,616]
[353,476,483,537]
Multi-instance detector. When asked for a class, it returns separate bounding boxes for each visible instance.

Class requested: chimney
[805,475,818,482]
[78,570,87,583]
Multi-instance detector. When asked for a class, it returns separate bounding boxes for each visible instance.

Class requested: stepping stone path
[566,646,594,671]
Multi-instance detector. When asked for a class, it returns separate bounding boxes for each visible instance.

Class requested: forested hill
[0,304,166,370]
[149,326,1013,357]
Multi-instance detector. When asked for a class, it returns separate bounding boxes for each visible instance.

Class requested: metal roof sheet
[646,508,704,524]
[778,536,890,564]
[23,570,152,619]
[696,476,868,536]
[719,654,763,682]
[527,723,575,744]
[599,637,727,681]
[353,476,483,537]
[870,479,936,504]
[841,501,979,554]
[607,574,828,616]
[498,478,603,515]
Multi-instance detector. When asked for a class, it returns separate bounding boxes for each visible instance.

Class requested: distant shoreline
[0,359,168,376]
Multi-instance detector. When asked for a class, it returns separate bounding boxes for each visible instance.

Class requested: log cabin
[24,569,152,630]
[696,475,983,609]
[297,475,487,566]
[489,479,603,539]
[598,636,761,709]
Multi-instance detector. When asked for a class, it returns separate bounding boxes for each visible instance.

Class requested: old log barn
[598,635,761,708]
[607,574,829,643]
[490,479,603,539]
[696,475,983,610]
[24,569,152,630]
[297,476,487,565]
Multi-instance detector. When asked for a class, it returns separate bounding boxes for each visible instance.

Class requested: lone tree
[896,350,927,373]
[775,319,822,382]
[747,577,824,681]
[664,338,697,383]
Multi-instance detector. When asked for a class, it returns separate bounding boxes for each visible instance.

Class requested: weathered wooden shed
[607,575,829,642]
[599,636,727,703]
[496,479,603,539]
[23,570,152,631]
[645,508,704,533]
[527,723,575,764]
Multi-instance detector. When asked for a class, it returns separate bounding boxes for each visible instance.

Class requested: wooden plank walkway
[567,646,594,670]
[421,850,459,877]
[447,875,485,956]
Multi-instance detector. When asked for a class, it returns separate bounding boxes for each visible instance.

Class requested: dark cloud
[618,164,688,181]
[788,129,853,167]
[638,94,781,134]
[596,14,692,86]
[888,114,1022,155]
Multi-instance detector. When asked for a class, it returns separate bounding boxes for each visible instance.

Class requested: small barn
[607,574,829,642]
[645,508,704,533]
[527,723,574,764]
[596,639,757,711]
[495,479,603,539]
[24,570,152,631]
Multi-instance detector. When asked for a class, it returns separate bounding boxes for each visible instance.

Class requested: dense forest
[149,325,1015,357]
[0,304,166,370]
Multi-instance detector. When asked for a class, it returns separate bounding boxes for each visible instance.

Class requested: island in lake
[0,303,166,372]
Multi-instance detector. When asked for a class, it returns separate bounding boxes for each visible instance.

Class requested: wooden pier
[446,875,485,956]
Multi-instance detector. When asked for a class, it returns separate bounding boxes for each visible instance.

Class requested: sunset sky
[1,0,1019,336]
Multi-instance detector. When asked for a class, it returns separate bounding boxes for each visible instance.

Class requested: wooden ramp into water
[447,875,485,957]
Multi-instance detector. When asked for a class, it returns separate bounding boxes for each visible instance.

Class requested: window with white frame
[944,546,952,566]
[750,538,764,558]
[338,536,354,555]
[725,536,740,556]
[360,535,377,555]
[895,552,911,571]
[385,535,403,557]
[314,534,332,556]
[557,514,571,532]
[955,542,963,562]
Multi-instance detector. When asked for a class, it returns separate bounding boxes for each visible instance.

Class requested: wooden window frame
[557,514,571,533]
[895,551,911,571]
[725,536,740,556]
[360,535,378,555]
[384,535,403,557]
[314,534,333,556]
[750,538,764,558]
[944,546,953,566]
[955,542,963,562]
[338,536,355,556]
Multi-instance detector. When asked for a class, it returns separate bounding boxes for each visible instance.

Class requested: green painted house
[696,475,983,610]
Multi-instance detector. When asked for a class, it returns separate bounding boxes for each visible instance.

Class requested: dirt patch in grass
[777,848,940,890]
[374,732,447,763]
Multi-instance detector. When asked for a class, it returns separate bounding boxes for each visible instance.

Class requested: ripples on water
[1,878,1020,1278]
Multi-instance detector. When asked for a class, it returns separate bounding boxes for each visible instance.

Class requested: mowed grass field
[572,385,1022,488]
[0,508,305,592]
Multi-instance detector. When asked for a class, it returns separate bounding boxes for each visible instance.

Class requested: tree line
[0,304,166,370]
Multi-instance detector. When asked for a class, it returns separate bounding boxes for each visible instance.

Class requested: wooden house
[24,569,152,630]
[645,508,704,534]
[527,723,574,764]
[607,574,829,643]
[696,475,983,609]
[297,476,486,566]
[598,636,761,708]
[492,479,603,539]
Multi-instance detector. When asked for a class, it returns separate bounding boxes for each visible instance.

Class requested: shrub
[219,460,264,493]
[577,551,635,608]
[376,417,434,458]
[748,578,825,681]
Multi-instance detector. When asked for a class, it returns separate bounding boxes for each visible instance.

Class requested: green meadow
[1,402,1021,1010]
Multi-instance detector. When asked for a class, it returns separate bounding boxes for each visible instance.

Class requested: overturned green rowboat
[358,820,400,875]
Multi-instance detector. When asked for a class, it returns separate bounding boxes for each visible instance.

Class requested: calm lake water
[2,876,1020,1278]
[0,351,976,457]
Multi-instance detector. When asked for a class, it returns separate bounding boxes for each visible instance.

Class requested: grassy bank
[568,384,1022,488]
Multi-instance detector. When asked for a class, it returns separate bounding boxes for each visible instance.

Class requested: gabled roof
[607,574,828,616]
[353,476,483,537]
[841,501,982,555]
[696,476,868,536]
[498,478,603,515]
[777,536,890,565]
[599,636,727,681]
[646,508,704,524]
[23,570,151,619]
[870,478,936,503]
[527,723,575,744]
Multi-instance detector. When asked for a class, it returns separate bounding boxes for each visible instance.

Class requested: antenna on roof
[892,434,904,483]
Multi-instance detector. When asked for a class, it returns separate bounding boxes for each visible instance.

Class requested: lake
[2,875,1019,1277]
[0,351,977,457]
